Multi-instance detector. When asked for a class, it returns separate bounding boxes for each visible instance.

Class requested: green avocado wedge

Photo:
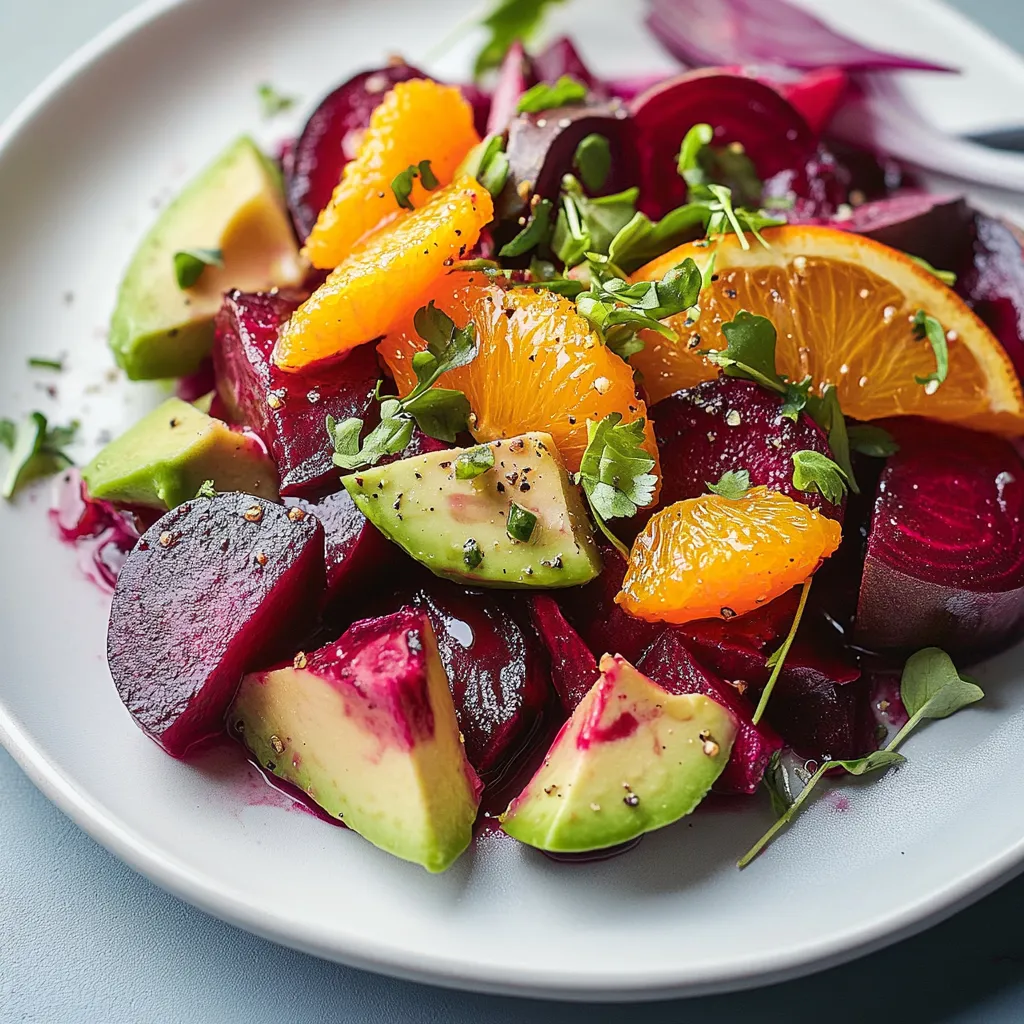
[342,431,601,588]
[501,654,738,853]
[109,136,304,380]
[82,397,278,509]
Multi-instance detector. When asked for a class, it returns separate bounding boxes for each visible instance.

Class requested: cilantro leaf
[401,387,472,443]
[517,75,587,114]
[194,479,218,499]
[780,376,813,422]
[791,450,849,505]
[573,133,612,193]
[848,423,899,458]
[909,254,956,287]
[391,160,439,211]
[173,248,223,290]
[706,468,750,499]
[257,83,297,119]
[472,0,567,78]
[461,135,510,197]
[575,413,657,558]
[911,309,949,390]
[499,198,555,258]
[885,647,984,751]
[455,445,495,480]
[2,412,78,499]
[709,311,784,389]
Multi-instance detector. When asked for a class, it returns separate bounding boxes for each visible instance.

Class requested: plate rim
[2,0,1024,1001]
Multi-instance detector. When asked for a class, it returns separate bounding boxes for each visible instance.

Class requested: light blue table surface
[3,2,1024,1021]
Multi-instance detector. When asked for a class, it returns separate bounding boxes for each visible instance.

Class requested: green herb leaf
[173,248,224,290]
[574,133,612,193]
[552,179,640,268]
[677,123,714,186]
[500,198,555,258]
[606,204,709,273]
[402,387,471,443]
[391,160,439,211]
[909,254,957,287]
[710,311,785,390]
[507,502,538,542]
[886,647,985,751]
[911,309,949,389]
[791,450,849,505]
[738,747,905,868]
[762,750,802,817]
[463,537,484,569]
[462,135,510,197]
[194,479,218,499]
[752,579,811,724]
[455,445,495,480]
[28,356,63,371]
[516,75,587,114]
[706,469,751,500]
[803,385,859,495]
[257,83,298,118]
[1,412,78,499]
[780,376,813,422]
[847,423,899,458]
[471,0,567,78]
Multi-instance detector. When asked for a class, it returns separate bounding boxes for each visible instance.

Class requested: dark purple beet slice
[855,419,1024,658]
[107,493,326,757]
[638,631,782,794]
[652,377,843,520]
[629,70,818,218]
[496,104,638,224]
[286,63,427,240]
[213,289,380,500]
[958,213,1024,382]
[532,36,607,97]
[529,594,599,712]
[406,580,552,781]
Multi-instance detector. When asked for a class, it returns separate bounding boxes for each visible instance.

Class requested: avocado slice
[500,654,738,853]
[110,136,304,380]
[82,397,278,509]
[228,608,482,873]
[343,432,601,588]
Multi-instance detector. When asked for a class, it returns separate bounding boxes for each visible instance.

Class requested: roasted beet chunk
[286,64,427,240]
[638,632,782,794]
[767,678,877,763]
[652,377,843,520]
[529,594,599,712]
[855,419,1024,658]
[408,581,552,780]
[107,493,325,757]
[214,289,379,498]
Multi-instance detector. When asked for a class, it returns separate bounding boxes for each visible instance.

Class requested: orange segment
[274,178,492,372]
[378,278,659,475]
[616,487,841,624]
[629,226,1024,434]
[303,79,480,270]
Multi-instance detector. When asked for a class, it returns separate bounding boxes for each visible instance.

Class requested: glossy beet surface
[406,580,552,780]
[107,493,325,757]
[959,213,1024,382]
[637,631,781,794]
[285,63,426,240]
[855,420,1024,658]
[529,594,599,712]
[767,678,877,762]
[497,104,637,224]
[629,70,817,218]
[652,377,843,520]
[214,289,380,499]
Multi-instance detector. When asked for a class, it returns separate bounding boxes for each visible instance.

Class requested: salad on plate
[16,0,1024,874]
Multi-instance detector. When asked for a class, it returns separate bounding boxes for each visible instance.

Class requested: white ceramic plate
[3,0,1024,1001]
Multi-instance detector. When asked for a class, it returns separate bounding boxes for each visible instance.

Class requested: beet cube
[107,493,325,756]
[214,289,380,499]
[529,594,600,713]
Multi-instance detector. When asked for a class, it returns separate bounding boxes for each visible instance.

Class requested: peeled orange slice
[616,487,841,624]
[274,178,492,372]
[377,276,659,475]
[629,226,1024,434]
[303,79,480,270]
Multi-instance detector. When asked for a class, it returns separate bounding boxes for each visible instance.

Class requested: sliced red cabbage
[646,0,955,73]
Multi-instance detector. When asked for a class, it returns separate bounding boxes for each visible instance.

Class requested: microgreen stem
[752,579,812,725]
[737,760,829,868]
[593,511,630,561]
